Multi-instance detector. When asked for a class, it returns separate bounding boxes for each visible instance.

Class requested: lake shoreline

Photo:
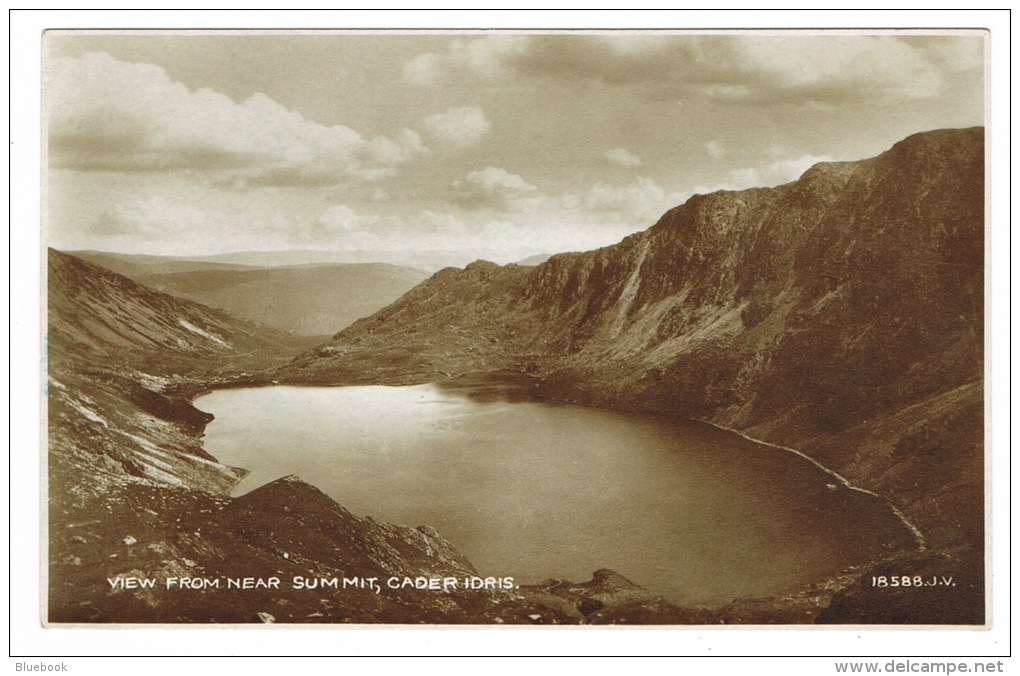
[694,418,928,551]
[195,381,922,606]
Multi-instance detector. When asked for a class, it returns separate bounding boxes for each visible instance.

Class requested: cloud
[311,204,374,236]
[561,176,686,223]
[293,207,474,253]
[92,196,398,251]
[704,140,726,159]
[421,106,491,147]
[918,36,985,73]
[87,194,305,252]
[451,166,537,208]
[402,52,444,87]
[427,34,982,106]
[88,188,675,264]
[696,154,835,194]
[318,207,643,265]
[512,35,683,87]
[46,52,424,184]
[605,148,642,168]
[403,36,531,87]
[94,197,217,238]
[366,128,427,166]
[712,36,948,102]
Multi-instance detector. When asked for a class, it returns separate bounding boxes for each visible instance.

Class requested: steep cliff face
[283,128,984,554]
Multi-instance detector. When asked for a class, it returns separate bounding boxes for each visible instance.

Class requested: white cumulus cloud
[402,36,531,87]
[421,106,491,147]
[578,176,686,222]
[605,148,642,168]
[451,166,537,208]
[46,52,423,185]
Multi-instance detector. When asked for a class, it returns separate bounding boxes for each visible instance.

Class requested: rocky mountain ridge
[282,127,984,565]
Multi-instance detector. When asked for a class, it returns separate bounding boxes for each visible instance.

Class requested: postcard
[40,27,988,632]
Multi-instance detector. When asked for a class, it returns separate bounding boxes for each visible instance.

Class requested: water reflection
[196,384,914,604]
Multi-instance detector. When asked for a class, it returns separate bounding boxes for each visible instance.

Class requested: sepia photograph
[23,14,1002,657]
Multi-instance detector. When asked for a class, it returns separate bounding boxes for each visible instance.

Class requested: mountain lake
[195,384,916,605]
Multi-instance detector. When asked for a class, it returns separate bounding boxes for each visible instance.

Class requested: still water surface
[196,384,912,604]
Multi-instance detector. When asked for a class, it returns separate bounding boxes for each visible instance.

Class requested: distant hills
[74,248,510,273]
[71,252,430,337]
[65,250,253,277]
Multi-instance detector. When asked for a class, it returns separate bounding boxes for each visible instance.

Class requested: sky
[44,30,986,267]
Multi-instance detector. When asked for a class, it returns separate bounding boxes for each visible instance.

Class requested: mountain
[47,249,704,624]
[47,248,312,500]
[47,249,311,372]
[46,127,986,625]
[69,252,431,337]
[281,128,985,600]
[45,250,483,622]
[130,264,430,337]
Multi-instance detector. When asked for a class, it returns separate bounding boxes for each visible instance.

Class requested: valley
[71,252,430,337]
[46,127,986,625]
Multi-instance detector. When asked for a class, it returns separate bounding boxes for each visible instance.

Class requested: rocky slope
[280,128,985,621]
[48,249,310,372]
[47,251,471,622]
[47,248,302,498]
[47,250,709,624]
